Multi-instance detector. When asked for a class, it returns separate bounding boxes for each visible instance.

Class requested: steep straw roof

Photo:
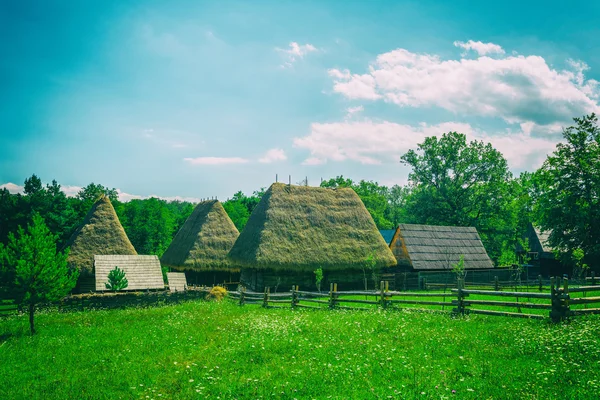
[391,224,493,270]
[228,183,397,270]
[94,255,163,291]
[160,200,240,271]
[64,195,137,276]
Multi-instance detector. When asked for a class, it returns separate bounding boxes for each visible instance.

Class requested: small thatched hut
[228,183,397,291]
[388,224,493,271]
[64,195,137,292]
[160,200,240,286]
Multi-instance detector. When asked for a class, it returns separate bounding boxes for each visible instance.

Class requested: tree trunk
[29,303,35,335]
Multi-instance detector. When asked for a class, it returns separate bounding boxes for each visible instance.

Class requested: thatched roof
[160,200,239,271]
[228,183,397,270]
[64,195,137,275]
[94,255,164,291]
[390,224,493,270]
[167,272,187,292]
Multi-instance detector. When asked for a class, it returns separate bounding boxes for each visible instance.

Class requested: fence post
[239,286,245,306]
[329,283,335,309]
[591,271,596,286]
[538,275,543,292]
[291,285,297,309]
[563,278,570,318]
[380,281,387,309]
[455,278,465,315]
[494,276,499,291]
[263,287,269,308]
[550,277,562,322]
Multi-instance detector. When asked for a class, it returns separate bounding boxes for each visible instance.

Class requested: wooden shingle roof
[94,255,164,291]
[391,224,494,270]
[167,272,188,292]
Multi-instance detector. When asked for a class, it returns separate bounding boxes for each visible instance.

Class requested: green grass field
[1,299,599,399]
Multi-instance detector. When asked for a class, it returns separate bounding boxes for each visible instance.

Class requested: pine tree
[105,266,129,291]
[0,213,79,334]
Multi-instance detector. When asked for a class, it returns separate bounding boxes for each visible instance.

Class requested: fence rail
[231,276,600,322]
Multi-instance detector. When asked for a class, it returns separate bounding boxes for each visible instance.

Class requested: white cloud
[293,119,558,171]
[1,182,204,203]
[258,148,287,163]
[0,182,24,194]
[453,40,505,56]
[328,42,600,130]
[184,157,249,165]
[345,105,364,119]
[277,42,319,68]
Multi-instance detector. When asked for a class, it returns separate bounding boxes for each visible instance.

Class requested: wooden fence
[230,277,600,322]
[0,289,208,317]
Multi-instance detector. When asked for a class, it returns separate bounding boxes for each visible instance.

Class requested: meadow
[1,299,599,399]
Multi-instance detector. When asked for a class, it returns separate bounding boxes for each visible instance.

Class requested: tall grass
[1,300,599,399]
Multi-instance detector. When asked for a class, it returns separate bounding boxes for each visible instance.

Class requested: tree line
[1,114,598,271]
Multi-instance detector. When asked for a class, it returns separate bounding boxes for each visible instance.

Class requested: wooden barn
[94,255,164,292]
[160,200,240,286]
[63,195,138,293]
[228,183,397,292]
[387,224,494,271]
[519,223,567,277]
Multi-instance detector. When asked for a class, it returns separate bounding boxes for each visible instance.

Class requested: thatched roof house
[160,200,240,286]
[388,224,494,270]
[95,255,164,292]
[64,195,137,277]
[229,183,397,291]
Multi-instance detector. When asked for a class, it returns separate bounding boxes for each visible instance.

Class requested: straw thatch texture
[228,183,397,271]
[391,224,493,270]
[167,272,188,292]
[64,196,137,276]
[94,255,164,291]
[160,200,240,271]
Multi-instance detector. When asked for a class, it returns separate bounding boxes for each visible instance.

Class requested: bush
[207,286,227,301]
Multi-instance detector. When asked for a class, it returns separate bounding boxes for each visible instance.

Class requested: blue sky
[2,0,600,201]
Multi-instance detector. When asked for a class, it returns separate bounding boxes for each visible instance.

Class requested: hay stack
[160,200,240,272]
[64,195,137,277]
[229,183,396,290]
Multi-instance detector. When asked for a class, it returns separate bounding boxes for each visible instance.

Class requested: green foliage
[400,132,516,263]
[452,255,465,279]
[105,266,129,291]
[571,248,590,280]
[0,214,78,334]
[313,267,323,293]
[535,114,600,269]
[222,189,265,231]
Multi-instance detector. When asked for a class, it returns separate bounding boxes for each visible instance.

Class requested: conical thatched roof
[160,200,240,271]
[64,195,137,276]
[228,183,397,270]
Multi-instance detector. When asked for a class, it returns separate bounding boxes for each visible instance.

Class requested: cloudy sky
[2,0,600,202]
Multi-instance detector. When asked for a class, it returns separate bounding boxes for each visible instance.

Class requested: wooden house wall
[240,268,390,292]
[389,229,411,268]
[184,270,240,287]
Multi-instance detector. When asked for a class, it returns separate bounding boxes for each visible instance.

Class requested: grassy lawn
[1,299,600,399]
